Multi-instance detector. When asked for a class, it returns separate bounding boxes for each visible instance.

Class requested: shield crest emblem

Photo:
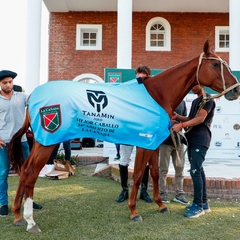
[40,104,61,133]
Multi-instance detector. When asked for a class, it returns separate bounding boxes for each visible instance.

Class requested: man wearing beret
[0,70,42,216]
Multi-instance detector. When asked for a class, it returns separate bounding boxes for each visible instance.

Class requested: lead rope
[170,128,188,167]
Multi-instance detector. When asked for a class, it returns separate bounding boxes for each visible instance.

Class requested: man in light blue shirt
[0,70,42,216]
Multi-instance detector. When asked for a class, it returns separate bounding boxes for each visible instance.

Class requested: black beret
[0,70,17,81]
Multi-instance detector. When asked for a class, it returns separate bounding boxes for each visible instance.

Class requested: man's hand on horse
[172,111,178,119]
[170,119,178,125]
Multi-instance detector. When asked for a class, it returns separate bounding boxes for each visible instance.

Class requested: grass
[1,165,240,240]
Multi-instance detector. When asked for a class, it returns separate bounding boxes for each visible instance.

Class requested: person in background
[0,70,42,216]
[159,100,189,205]
[116,66,152,203]
[172,85,215,218]
[47,140,72,164]
[13,84,22,92]
[114,144,121,160]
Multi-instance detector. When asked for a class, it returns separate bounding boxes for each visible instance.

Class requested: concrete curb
[93,164,240,200]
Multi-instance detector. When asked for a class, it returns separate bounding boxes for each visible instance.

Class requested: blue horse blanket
[28,79,171,150]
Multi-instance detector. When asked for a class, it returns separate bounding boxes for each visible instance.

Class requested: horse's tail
[8,108,31,174]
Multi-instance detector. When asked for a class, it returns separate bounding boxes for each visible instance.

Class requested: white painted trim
[117,0,132,68]
[146,17,171,51]
[229,0,240,70]
[25,0,42,95]
[72,73,104,83]
[76,24,102,50]
[215,26,229,52]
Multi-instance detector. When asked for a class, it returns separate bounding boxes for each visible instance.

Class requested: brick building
[25,0,240,91]
[48,12,229,81]
[22,0,240,198]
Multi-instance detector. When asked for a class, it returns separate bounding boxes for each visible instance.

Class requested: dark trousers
[187,144,208,207]
[115,144,120,157]
[47,140,71,164]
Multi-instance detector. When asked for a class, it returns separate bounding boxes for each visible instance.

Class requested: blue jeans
[187,144,208,207]
[0,141,30,206]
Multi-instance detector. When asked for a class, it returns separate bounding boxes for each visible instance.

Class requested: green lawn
[1,165,239,240]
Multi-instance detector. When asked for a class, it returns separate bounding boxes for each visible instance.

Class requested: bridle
[193,52,240,118]
[171,53,240,165]
[196,52,240,102]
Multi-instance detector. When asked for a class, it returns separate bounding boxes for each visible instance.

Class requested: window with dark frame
[76,24,102,50]
[215,26,229,52]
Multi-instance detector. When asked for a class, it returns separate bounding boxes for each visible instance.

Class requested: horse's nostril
[235,86,240,94]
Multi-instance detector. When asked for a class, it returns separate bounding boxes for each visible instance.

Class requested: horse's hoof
[131,215,143,222]
[14,218,27,226]
[27,224,41,233]
[159,207,170,213]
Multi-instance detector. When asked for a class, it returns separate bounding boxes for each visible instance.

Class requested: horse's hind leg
[22,145,55,233]
[13,143,55,233]
[12,164,39,229]
[149,147,169,213]
[12,178,27,226]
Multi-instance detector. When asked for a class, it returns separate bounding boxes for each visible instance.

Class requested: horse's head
[197,40,240,101]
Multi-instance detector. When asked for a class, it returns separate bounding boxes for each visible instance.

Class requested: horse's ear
[203,40,210,56]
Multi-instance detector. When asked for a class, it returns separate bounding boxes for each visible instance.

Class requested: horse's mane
[142,76,150,81]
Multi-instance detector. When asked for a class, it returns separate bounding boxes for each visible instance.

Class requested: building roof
[43,0,229,13]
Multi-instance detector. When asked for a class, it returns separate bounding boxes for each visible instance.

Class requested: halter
[196,52,240,102]
[172,53,240,165]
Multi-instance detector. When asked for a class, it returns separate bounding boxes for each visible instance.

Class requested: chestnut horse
[9,41,240,233]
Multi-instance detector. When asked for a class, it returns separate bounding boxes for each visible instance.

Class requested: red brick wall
[107,165,240,200]
[48,12,229,81]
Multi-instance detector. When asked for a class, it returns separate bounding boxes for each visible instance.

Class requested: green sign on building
[104,68,163,83]
[104,68,240,94]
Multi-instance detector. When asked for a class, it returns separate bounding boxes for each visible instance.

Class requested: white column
[117,0,132,69]
[229,0,240,70]
[25,0,42,94]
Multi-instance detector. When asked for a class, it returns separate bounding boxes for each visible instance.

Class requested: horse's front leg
[128,147,152,221]
[128,168,142,221]
[149,147,169,213]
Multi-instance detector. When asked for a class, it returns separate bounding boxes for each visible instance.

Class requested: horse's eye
[212,62,219,67]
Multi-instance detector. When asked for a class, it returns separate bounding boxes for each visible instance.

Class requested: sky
[0,0,49,89]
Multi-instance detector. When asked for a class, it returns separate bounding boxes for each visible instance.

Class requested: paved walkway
[72,147,240,179]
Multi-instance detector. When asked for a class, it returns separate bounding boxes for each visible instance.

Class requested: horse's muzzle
[225,85,240,100]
